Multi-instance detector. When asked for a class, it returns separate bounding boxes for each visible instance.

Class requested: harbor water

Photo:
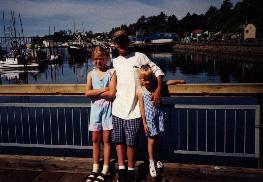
[1,48,263,84]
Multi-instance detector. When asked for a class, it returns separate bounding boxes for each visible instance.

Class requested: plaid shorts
[112,115,142,146]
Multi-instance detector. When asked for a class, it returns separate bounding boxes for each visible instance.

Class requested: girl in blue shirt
[85,46,116,182]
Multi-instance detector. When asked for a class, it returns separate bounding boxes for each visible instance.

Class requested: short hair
[113,29,130,43]
[91,46,109,59]
[139,64,155,84]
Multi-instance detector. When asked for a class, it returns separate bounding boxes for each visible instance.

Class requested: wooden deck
[1,155,263,182]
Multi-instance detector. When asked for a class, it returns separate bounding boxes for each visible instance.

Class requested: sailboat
[0,11,39,69]
[0,48,39,69]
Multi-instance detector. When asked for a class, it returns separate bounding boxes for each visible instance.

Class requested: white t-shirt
[112,52,164,120]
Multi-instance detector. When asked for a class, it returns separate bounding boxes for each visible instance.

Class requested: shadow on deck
[1,155,263,182]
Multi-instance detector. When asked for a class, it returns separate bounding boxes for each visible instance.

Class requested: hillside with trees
[110,0,263,40]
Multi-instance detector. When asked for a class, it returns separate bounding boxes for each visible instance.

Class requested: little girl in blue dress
[137,64,164,178]
[85,46,116,182]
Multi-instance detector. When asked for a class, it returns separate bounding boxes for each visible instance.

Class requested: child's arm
[141,53,164,106]
[152,75,163,106]
[99,71,117,98]
[165,80,186,85]
[137,89,149,135]
[85,71,109,97]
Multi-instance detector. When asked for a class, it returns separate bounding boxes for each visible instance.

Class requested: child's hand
[180,80,186,84]
[151,87,161,106]
[143,123,149,135]
[104,87,110,91]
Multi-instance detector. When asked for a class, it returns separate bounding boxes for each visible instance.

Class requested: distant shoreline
[130,42,263,62]
[174,43,263,62]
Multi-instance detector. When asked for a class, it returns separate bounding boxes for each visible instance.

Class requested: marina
[1,0,263,181]
[1,36,263,181]
[1,48,263,84]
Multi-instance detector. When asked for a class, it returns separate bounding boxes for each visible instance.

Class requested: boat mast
[2,11,7,52]
[19,13,25,44]
[11,10,17,39]
[49,25,51,58]
[74,22,76,34]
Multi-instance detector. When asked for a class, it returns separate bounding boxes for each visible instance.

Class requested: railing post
[258,96,263,168]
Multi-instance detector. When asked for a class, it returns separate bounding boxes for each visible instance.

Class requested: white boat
[50,54,59,61]
[0,70,39,81]
[1,72,20,80]
[0,57,39,68]
[68,42,93,56]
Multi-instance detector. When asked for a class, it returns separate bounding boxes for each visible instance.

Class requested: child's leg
[92,131,102,170]
[125,118,141,181]
[103,130,111,165]
[125,118,141,169]
[148,137,155,160]
[148,135,159,160]
[116,144,126,167]
[153,136,163,169]
[148,136,158,177]
[112,116,126,169]
[127,146,136,168]
[86,131,101,181]
[100,130,111,176]
[127,145,136,181]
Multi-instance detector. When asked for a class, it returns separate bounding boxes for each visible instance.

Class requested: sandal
[86,172,99,182]
[94,173,108,182]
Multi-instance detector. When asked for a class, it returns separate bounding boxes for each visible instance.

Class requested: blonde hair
[139,64,155,86]
[91,46,109,60]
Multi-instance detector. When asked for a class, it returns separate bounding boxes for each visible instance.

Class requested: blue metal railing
[172,104,260,158]
[0,103,92,149]
[0,101,260,159]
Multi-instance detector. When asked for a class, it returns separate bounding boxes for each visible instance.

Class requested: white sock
[92,163,99,173]
[128,167,135,171]
[101,165,109,175]
[149,160,155,167]
[119,165,125,170]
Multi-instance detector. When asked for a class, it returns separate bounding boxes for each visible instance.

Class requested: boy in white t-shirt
[111,30,164,181]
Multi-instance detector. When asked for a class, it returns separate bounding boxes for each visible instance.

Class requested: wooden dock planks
[1,155,263,181]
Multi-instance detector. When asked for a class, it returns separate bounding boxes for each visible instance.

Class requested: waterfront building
[244,23,256,41]
[148,32,176,43]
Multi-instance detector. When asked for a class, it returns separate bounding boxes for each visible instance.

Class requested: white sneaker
[156,161,163,169]
[149,161,157,177]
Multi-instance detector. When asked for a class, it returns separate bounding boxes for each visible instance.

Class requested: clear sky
[0,0,240,37]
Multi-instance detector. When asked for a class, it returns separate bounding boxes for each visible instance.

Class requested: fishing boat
[0,56,39,69]
[68,42,93,56]
[0,69,39,81]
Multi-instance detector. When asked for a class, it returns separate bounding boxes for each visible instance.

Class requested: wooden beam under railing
[167,83,263,96]
[0,83,263,96]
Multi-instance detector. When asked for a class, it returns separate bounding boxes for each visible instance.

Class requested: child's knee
[92,137,101,144]
[103,137,111,144]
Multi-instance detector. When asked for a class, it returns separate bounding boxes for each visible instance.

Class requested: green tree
[219,0,234,32]
[205,6,219,32]
[167,15,179,33]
